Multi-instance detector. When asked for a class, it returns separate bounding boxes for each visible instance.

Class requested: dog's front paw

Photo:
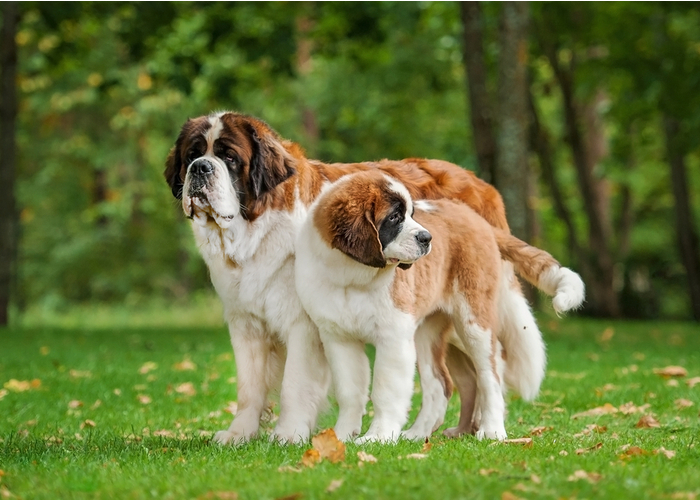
[400,428,430,441]
[213,430,250,445]
[475,425,507,441]
[270,425,310,445]
[355,432,400,445]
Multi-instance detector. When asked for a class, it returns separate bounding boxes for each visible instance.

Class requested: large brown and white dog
[295,171,584,442]
[163,111,579,443]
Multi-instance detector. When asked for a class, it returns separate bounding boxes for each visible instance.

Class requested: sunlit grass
[1,312,699,499]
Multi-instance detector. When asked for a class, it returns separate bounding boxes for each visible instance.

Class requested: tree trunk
[296,11,319,154]
[664,116,700,321]
[495,1,529,241]
[543,45,620,317]
[0,2,19,326]
[460,1,496,183]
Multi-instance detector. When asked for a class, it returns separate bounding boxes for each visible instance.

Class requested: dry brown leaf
[530,474,541,484]
[173,358,197,371]
[197,492,239,500]
[502,437,533,447]
[667,379,680,387]
[501,492,523,500]
[137,394,152,405]
[153,430,175,438]
[653,366,687,378]
[4,379,41,392]
[223,402,238,415]
[686,377,700,388]
[599,327,615,342]
[311,429,345,463]
[621,446,649,457]
[529,426,552,436]
[567,470,603,483]
[575,442,603,455]
[175,382,197,397]
[675,399,694,409]
[669,493,697,500]
[655,447,676,459]
[571,403,617,419]
[635,414,661,429]
[0,389,8,400]
[301,448,321,468]
[69,369,92,379]
[139,362,158,375]
[80,419,96,429]
[277,466,302,473]
[325,479,343,493]
[421,439,432,453]
[405,453,428,459]
[357,451,377,464]
[619,402,651,415]
[0,485,12,499]
[68,400,83,409]
[479,468,499,476]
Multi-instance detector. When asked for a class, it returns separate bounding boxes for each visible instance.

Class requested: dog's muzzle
[415,230,432,254]
[187,158,214,195]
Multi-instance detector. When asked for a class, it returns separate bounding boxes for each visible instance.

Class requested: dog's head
[312,171,432,269]
[164,112,297,225]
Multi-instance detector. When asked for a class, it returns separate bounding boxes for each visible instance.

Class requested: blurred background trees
[1,1,698,324]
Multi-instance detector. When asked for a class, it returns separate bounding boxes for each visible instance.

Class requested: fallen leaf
[621,446,649,457]
[529,426,552,436]
[173,359,197,371]
[153,430,175,437]
[301,448,321,467]
[655,447,676,459]
[139,362,158,375]
[635,414,661,429]
[137,394,152,405]
[80,419,96,429]
[311,429,345,464]
[90,399,102,410]
[421,438,432,453]
[501,492,523,500]
[573,424,607,438]
[675,399,694,409]
[0,389,7,400]
[502,437,533,447]
[653,366,687,378]
[68,400,83,409]
[667,379,680,387]
[575,442,603,455]
[567,470,603,483]
[571,403,617,419]
[1,485,12,499]
[275,495,302,500]
[113,389,122,396]
[405,453,428,459]
[559,450,569,456]
[530,474,541,484]
[223,402,238,415]
[175,382,197,397]
[599,327,615,342]
[69,369,92,379]
[686,377,700,388]
[4,379,41,392]
[619,402,651,415]
[326,479,343,493]
[197,492,238,500]
[357,451,377,464]
[479,468,499,476]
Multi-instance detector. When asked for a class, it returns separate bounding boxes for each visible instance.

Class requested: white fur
[538,265,586,314]
[296,184,507,443]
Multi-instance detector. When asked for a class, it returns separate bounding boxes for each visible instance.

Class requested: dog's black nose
[415,230,432,246]
[190,159,213,176]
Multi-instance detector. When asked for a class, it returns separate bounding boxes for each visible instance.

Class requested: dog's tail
[493,231,585,401]
[494,230,585,314]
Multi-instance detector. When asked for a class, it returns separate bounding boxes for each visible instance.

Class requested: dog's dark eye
[223,153,236,164]
[187,149,201,162]
[388,212,402,224]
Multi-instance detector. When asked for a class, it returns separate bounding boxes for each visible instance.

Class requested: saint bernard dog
[295,171,584,442]
[163,111,583,444]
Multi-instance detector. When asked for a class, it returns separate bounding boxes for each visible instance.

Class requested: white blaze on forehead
[205,115,225,155]
[414,200,436,212]
[383,175,413,215]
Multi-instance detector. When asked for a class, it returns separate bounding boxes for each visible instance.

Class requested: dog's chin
[184,192,237,229]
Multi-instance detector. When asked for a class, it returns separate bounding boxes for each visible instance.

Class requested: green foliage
[8,2,700,319]
[1,316,699,498]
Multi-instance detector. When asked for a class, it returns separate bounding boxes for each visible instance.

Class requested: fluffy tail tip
[550,267,585,314]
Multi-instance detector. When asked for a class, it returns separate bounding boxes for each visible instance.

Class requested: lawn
[1,306,699,499]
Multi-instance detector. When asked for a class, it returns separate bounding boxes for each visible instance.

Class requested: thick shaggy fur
[163,111,580,443]
[296,172,585,442]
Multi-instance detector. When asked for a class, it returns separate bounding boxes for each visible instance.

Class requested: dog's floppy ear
[164,123,189,200]
[246,123,296,199]
[331,210,386,269]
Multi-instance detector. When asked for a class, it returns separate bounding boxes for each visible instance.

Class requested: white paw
[475,426,507,441]
[270,425,310,445]
[333,426,360,443]
[213,430,249,445]
[355,433,399,445]
[400,428,430,441]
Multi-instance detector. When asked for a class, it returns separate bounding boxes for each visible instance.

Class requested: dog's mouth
[183,189,236,228]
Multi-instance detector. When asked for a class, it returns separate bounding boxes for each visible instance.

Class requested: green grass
[1,312,699,499]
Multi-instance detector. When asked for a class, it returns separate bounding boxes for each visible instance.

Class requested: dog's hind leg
[442,344,478,437]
